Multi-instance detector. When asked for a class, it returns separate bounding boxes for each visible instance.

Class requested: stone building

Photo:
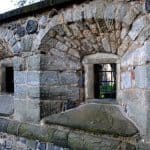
[0,0,149,149]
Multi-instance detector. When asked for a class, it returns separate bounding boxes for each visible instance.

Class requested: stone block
[40,71,59,86]
[21,35,33,52]
[27,71,40,86]
[40,55,81,71]
[95,1,106,19]
[121,42,150,67]
[13,57,26,71]
[52,130,68,147]
[135,65,146,89]
[0,95,14,116]
[138,26,150,44]
[115,4,127,22]
[27,55,41,71]
[14,85,27,99]
[14,99,40,123]
[40,86,79,101]
[102,38,111,53]
[12,42,23,54]
[14,71,27,84]
[121,72,132,89]
[83,134,121,150]
[123,6,141,26]
[68,132,84,150]
[128,16,146,40]
[68,49,80,58]
[135,65,149,89]
[121,89,148,133]
[104,4,116,20]
[59,71,79,85]
[40,100,66,118]
[27,86,40,99]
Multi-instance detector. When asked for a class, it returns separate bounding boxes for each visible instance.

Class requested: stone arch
[0,39,13,59]
[37,16,123,107]
[38,18,120,59]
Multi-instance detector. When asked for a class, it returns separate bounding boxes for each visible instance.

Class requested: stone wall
[0,0,149,142]
[0,132,66,150]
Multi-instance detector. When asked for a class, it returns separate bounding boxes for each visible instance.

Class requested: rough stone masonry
[0,0,149,149]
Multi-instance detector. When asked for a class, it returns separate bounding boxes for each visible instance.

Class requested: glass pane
[94,63,116,99]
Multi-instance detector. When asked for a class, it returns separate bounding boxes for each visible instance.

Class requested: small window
[5,67,14,93]
[94,64,116,99]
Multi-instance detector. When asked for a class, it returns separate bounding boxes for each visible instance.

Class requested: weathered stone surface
[40,71,59,86]
[27,55,40,71]
[123,7,140,26]
[138,26,150,44]
[40,86,79,101]
[43,103,139,137]
[12,42,23,54]
[59,71,79,85]
[21,35,33,51]
[15,25,25,37]
[135,65,150,89]
[121,41,150,67]
[13,57,26,71]
[49,9,58,18]
[0,0,149,142]
[0,118,138,150]
[26,20,38,34]
[0,95,14,116]
[115,4,127,22]
[128,16,146,40]
[14,71,27,84]
[14,85,27,99]
[27,86,40,99]
[38,16,48,29]
[121,72,132,89]
[102,38,111,52]
[68,49,80,58]
[145,0,150,13]
[40,101,65,118]
[14,100,40,123]
[104,4,116,20]
[40,55,81,71]
[27,71,40,86]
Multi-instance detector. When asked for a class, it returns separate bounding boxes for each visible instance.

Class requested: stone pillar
[14,55,40,123]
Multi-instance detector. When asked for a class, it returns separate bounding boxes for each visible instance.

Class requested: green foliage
[99,83,116,99]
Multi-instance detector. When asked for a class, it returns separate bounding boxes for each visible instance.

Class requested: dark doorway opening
[5,67,14,93]
[94,64,116,99]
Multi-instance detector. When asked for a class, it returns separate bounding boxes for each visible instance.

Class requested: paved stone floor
[0,132,69,150]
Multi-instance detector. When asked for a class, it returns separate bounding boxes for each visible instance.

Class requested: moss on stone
[18,123,53,142]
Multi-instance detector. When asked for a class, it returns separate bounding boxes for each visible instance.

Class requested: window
[5,67,14,93]
[94,64,116,99]
[82,53,120,101]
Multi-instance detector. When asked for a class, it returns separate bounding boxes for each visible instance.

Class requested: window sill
[86,99,118,105]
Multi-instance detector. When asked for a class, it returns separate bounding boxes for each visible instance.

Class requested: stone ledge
[0,117,139,149]
[43,103,139,137]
